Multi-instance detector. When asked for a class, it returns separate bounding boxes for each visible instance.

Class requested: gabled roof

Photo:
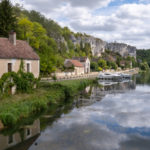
[72,57,88,62]
[69,59,83,67]
[0,38,39,60]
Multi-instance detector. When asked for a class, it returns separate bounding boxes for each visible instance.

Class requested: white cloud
[10,0,150,49]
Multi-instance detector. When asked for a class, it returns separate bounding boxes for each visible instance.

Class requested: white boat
[98,72,131,82]
[98,72,123,82]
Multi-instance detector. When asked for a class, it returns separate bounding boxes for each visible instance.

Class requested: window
[8,135,13,144]
[8,63,12,72]
[27,63,30,73]
[26,128,31,136]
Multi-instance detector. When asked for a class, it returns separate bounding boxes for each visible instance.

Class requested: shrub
[0,71,38,96]
[98,67,103,71]
[140,62,149,71]
[0,112,17,126]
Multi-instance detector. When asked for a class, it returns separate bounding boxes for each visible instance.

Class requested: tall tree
[0,0,17,37]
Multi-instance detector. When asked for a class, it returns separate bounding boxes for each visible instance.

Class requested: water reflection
[75,80,136,108]
[0,119,40,150]
[2,74,150,150]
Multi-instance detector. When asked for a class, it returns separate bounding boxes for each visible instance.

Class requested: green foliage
[18,17,33,39]
[98,67,103,71]
[90,62,99,71]
[63,27,72,41]
[137,49,150,66]
[0,0,17,37]
[111,62,118,70]
[98,59,107,69]
[0,61,38,97]
[0,79,93,126]
[140,62,149,71]
[107,61,118,70]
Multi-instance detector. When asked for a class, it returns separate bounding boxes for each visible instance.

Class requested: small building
[64,59,84,75]
[0,32,40,78]
[120,60,126,67]
[72,57,90,74]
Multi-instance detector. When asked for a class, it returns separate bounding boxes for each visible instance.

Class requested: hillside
[0,2,137,75]
[137,49,150,65]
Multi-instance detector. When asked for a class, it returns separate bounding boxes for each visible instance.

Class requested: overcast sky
[11,0,150,49]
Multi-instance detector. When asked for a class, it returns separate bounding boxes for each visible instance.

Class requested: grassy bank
[0,79,94,127]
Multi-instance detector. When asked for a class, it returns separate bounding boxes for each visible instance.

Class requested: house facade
[72,57,90,74]
[0,32,40,78]
[64,59,84,75]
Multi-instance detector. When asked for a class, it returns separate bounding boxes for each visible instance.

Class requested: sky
[11,0,150,49]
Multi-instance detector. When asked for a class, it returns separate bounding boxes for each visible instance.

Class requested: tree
[110,62,118,70]
[18,18,33,40]
[83,43,92,57]
[0,0,17,37]
[140,62,149,71]
[98,59,107,69]
[90,62,98,71]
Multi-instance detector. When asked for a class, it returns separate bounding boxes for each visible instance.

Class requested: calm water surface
[2,73,150,150]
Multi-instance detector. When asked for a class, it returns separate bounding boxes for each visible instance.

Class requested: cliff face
[70,34,106,57]
[69,34,136,58]
[106,42,137,58]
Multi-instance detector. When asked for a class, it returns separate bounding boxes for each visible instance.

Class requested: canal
[1,73,150,150]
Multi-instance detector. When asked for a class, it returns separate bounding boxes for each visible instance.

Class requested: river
[1,73,150,150]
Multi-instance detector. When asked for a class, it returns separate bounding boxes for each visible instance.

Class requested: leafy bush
[98,59,107,70]
[90,62,98,71]
[140,62,149,71]
[0,70,38,97]
[98,67,103,71]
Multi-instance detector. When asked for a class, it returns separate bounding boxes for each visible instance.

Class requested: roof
[72,57,88,62]
[69,59,83,67]
[0,38,39,60]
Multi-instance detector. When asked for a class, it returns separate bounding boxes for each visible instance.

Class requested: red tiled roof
[72,57,88,62]
[69,59,83,67]
[0,38,39,60]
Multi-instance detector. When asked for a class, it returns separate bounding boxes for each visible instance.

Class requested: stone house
[0,32,40,78]
[72,57,90,73]
[64,59,84,75]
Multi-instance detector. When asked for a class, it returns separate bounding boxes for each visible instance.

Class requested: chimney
[9,31,16,45]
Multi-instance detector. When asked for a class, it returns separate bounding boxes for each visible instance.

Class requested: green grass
[0,79,94,127]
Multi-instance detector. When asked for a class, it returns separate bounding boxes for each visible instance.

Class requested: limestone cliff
[69,34,136,58]
[106,42,136,58]
[70,34,106,57]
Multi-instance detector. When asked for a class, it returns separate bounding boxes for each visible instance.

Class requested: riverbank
[0,79,94,128]
[41,68,139,82]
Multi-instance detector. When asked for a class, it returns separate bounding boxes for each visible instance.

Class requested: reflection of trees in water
[99,81,136,93]
[75,81,136,108]
[136,72,150,85]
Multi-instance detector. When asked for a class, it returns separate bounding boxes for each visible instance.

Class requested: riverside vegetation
[0,79,94,127]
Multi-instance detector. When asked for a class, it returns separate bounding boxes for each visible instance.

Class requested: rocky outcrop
[70,34,136,58]
[70,34,106,57]
[106,42,136,58]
